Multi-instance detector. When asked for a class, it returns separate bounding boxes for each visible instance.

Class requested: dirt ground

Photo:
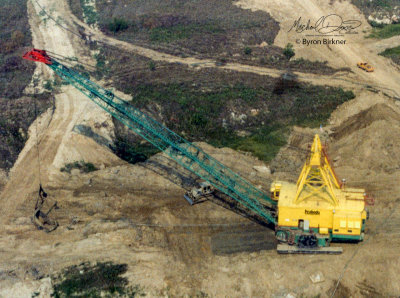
[234,0,400,97]
[1,0,400,297]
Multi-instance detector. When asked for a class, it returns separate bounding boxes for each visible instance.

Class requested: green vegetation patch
[0,0,35,99]
[379,45,400,65]
[88,1,339,74]
[369,20,386,28]
[51,262,144,297]
[0,117,25,167]
[243,46,252,55]
[94,0,280,59]
[217,126,288,162]
[380,46,400,56]
[367,23,400,39]
[108,17,129,33]
[283,43,295,60]
[373,0,391,7]
[92,48,108,79]
[149,23,224,43]
[80,0,98,25]
[60,161,98,174]
[113,136,161,164]
[351,0,394,10]
[126,82,354,163]
[97,45,353,165]
[0,93,53,170]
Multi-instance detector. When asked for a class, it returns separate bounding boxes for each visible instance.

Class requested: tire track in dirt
[0,0,113,226]
[3,0,398,226]
[0,89,76,225]
[30,0,400,98]
[234,0,400,97]
[367,35,400,55]
[58,0,399,98]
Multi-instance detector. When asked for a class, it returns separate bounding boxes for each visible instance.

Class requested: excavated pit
[2,0,400,296]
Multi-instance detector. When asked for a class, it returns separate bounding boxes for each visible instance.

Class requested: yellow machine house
[271,135,368,253]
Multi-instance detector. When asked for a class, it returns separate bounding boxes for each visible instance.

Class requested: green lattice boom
[49,58,277,224]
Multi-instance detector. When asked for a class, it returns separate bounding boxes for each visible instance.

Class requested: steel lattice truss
[24,49,277,224]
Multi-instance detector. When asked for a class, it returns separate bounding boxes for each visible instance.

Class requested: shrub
[369,20,385,28]
[51,262,144,297]
[81,0,98,25]
[93,49,108,79]
[72,64,90,80]
[44,80,53,91]
[283,43,295,60]
[149,61,156,71]
[60,161,98,174]
[108,17,129,33]
[243,46,252,55]
[215,57,228,66]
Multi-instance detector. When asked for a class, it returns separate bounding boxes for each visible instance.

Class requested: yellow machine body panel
[275,181,366,237]
[271,134,367,240]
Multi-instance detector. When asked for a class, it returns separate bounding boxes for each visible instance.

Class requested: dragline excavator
[23,49,371,254]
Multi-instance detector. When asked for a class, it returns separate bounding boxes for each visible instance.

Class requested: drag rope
[330,204,398,297]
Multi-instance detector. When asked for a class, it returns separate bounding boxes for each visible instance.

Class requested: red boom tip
[22,48,53,65]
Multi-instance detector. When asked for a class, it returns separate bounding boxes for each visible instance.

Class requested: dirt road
[235,0,400,97]
[58,0,399,98]
[0,0,121,225]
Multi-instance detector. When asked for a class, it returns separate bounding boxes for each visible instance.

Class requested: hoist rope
[33,96,42,186]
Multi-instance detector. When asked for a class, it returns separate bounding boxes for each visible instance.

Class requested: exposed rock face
[0,277,53,298]
[367,11,400,25]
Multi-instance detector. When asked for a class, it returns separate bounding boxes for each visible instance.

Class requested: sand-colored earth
[234,0,400,97]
